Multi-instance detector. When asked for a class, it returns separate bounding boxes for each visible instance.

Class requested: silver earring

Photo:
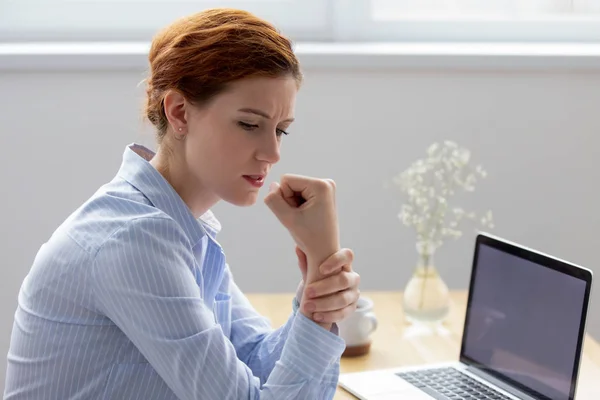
[175,127,185,141]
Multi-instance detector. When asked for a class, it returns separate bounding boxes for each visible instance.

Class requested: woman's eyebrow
[238,108,295,123]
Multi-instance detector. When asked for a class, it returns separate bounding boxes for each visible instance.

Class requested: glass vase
[403,240,450,330]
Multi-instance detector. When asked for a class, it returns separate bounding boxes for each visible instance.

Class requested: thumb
[264,182,291,218]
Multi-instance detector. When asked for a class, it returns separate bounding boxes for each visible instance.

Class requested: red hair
[145,8,302,141]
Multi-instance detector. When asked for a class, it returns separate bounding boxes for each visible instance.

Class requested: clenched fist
[264,174,340,286]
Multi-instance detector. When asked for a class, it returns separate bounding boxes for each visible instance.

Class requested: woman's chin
[224,191,259,207]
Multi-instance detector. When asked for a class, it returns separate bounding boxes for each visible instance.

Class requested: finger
[313,301,358,324]
[319,248,354,275]
[264,182,288,212]
[279,174,309,207]
[306,271,360,298]
[276,178,302,207]
[280,174,332,203]
[304,289,359,313]
[318,248,352,275]
[280,174,311,192]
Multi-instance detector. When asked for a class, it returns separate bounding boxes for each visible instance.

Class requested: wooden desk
[247,291,600,400]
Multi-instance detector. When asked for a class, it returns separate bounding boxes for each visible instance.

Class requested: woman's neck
[150,146,219,219]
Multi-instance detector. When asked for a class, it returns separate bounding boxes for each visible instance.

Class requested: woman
[4,8,360,400]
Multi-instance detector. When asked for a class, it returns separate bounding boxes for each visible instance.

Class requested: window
[3,0,600,43]
[0,0,330,42]
[335,0,600,42]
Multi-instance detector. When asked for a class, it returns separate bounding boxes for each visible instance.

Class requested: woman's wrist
[294,280,304,304]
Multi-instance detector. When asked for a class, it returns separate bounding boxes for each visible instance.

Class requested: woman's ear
[163,90,188,133]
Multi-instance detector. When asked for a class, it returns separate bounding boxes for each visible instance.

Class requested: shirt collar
[198,209,222,239]
[116,143,222,247]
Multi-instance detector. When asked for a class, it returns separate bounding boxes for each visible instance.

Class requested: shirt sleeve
[90,216,346,400]
[227,270,343,392]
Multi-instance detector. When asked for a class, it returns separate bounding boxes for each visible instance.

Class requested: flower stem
[418,264,428,310]
[417,244,432,310]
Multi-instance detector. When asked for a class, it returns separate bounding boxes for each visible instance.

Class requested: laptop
[338,233,593,400]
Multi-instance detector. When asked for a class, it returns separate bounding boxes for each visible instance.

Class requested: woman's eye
[239,121,289,137]
[238,121,259,131]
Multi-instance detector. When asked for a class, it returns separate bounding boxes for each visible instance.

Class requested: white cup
[337,296,378,356]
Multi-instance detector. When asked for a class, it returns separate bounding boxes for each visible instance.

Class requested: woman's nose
[256,133,281,164]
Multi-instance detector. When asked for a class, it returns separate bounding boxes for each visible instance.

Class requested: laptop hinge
[465,365,540,400]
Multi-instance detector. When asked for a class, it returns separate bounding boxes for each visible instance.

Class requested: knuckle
[310,282,322,296]
[314,178,336,194]
[339,273,350,287]
[279,174,290,184]
[334,251,345,265]
[345,248,355,262]
[314,179,330,193]
[343,290,354,305]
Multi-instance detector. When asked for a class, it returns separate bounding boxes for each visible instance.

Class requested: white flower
[390,141,493,247]
[427,142,440,156]
[451,149,470,167]
[476,165,487,178]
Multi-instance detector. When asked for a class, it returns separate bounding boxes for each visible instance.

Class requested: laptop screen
[460,241,589,400]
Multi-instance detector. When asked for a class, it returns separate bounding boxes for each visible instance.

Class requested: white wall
[1,67,599,391]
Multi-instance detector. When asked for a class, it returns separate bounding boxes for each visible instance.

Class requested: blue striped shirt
[4,144,346,399]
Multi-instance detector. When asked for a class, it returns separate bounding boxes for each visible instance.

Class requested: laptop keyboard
[397,367,513,400]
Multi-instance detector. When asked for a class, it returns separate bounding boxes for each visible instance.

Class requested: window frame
[3,0,600,44]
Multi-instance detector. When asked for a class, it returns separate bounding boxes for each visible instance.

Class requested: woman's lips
[243,175,265,188]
